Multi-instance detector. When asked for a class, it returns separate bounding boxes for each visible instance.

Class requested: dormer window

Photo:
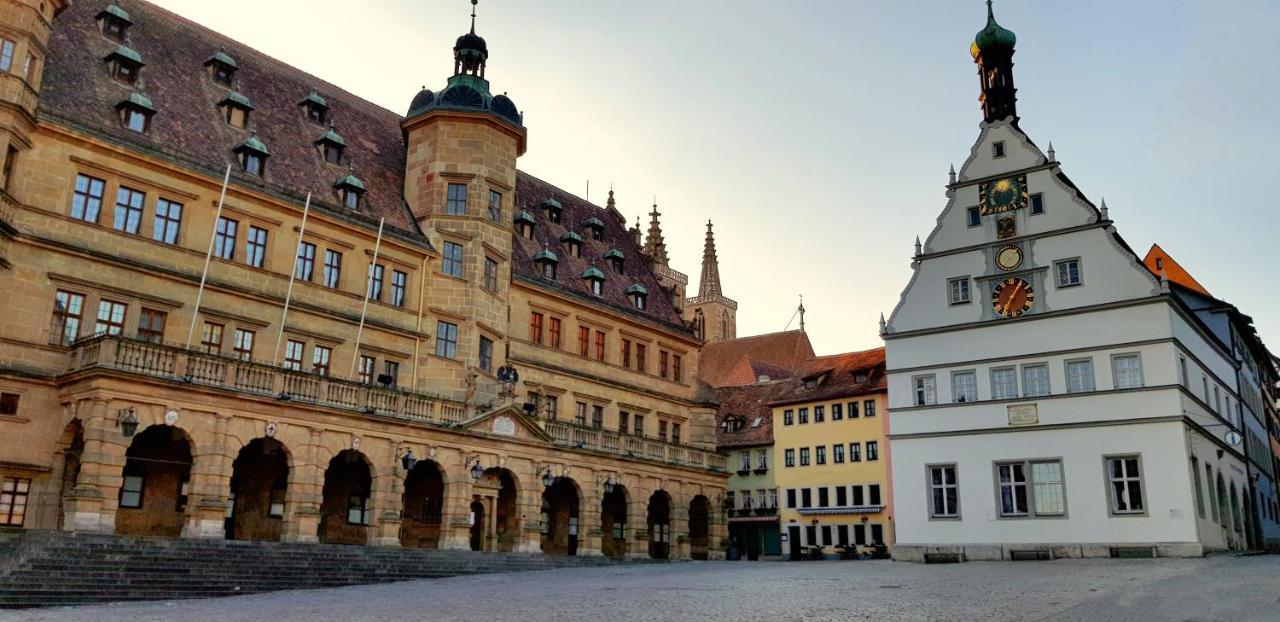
[854,372,869,383]
[97,4,132,42]
[541,199,563,224]
[316,125,345,164]
[804,378,817,390]
[219,92,253,129]
[560,232,583,258]
[105,46,143,85]
[300,91,329,125]
[722,416,744,433]
[533,248,558,280]
[582,267,605,297]
[625,284,648,310]
[204,51,237,87]
[583,217,604,241]
[334,172,364,210]
[604,249,625,273]
[514,210,536,239]
[115,92,154,134]
[235,134,269,177]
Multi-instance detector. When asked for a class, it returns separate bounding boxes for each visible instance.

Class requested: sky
[148,0,1280,356]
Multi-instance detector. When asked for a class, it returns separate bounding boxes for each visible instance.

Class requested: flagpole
[186,164,233,349]
[350,217,385,378]
[273,193,312,366]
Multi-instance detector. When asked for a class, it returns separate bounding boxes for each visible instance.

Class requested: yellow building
[771,348,892,559]
[0,0,728,559]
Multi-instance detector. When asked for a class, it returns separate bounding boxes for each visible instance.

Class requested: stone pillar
[183,413,232,539]
[709,501,728,561]
[578,486,603,557]
[516,480,541,553]
[438,472,474,551]
[282,427,323,543]
[672,499,691,560]
[628,492,650,559]
[63,399,126,533]
[370,451,403,547]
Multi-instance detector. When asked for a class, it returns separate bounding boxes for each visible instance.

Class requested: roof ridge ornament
[1047,141,1055,162]
[470,0,479,35]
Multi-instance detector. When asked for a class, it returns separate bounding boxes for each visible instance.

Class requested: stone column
[369,444,403,547]
[578,483,603,557]
[62,399,125,533]
[672,498,691,560]
[628,491,650,559]
[282,427,323,543]
[438,472,474,551]
[709,498,728,560]
[516,482,541,554]
[182,412,232,539]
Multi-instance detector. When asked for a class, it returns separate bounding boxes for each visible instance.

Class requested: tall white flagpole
[273,193,312,366]
[349,217,385,378]
[185,164,233,349]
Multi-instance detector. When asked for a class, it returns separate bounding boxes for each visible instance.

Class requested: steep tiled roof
[698,330,815,387]
[713,380,796,449]
[1142,244,1212,298]
[770,347,886,406]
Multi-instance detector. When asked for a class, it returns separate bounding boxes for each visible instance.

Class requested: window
[1022,364,1049,397]
[948,277,971,305]
[277,340,302,371]
[478,336,494,372]
[1065,359,1095,393]
[1112,354,1144,389]
[574,402,588,426]
[224,103,249,129]
[784,449,795,467]
[928,465,959,518]
[993,141,1006,158]
[390,270,407,307]
[530,312,544,344]
[996,462,1029,516]
[797,407,809,424]
[214,217,238,261]
[287,241,315,281]
[577,326,590,357]
[488,190,502,222]
[815,446,827,465]
[232,328,255,361]
[621,338,631,367]
[357,355,376,384]
[1,145,14,191]
[268,479,286,518]
[446,183,468,215]
[868,484,882,506]
[1178,355,1188,387]
[108,53,139,85]
[52,290,85,346]
[850,442,861,462]
[799,447,810,466]
[119,470,144,508]
[991,367,1018,400]
[594,331,605,361]
[137,308,166,343]
[786,489,797,508]
[152,199,182,244]
[347,486,370,525]
[1056,259,1081,288]
[1030,193,1044,215]
[241,225,267,268]
[757,449,768,470]
[814,406,825,423]
[0,477,26,526]
[632,413,644,436]
[852,485,865,506]
[100,12,129,41]
[483,256,498,291]
[312,345,331,376]
[818,487,830,508]
[833,444,845,463]
[544,395,558,420]
[0,39,12,73]
[618,411,630,434]
[368,264,385,301]
[210,61,234,86]
[1106,455,1145,514]
[659,351,669,378]
[783,410,794,426]
[122,107,149,133]
[321,141,343,165]
[636,344,647,373]
[673,355,683,382]
[71,174,105,223]
[1191,457,1205,519]
[241,151,264,176]
[109,186,145,234]
[657,420,668,441]
[592,406,604,430]
[382,360,400,387]
[442,241,464,278]
[94,300,127,336]
[952,370,977,403]
[435,321,458,358]
[967,206,981,227]
[913,375,937,406]
[847,401,859,418]
[589,279,603,296]
[549,317,562,349]
[323,250,342,289]
[866,441,879,461]
[801,488,812,508]
[341,187,361,210]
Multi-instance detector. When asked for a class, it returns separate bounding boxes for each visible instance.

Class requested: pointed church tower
[642,201,670,266]
[684,221,738,342]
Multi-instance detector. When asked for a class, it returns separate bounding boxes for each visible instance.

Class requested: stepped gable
[698,330,815,387]
[513,171,688,330]
[41,0,422,240]
[771,347,886,406]
[713,379,795,449]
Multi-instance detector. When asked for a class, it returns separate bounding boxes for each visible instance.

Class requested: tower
[642,201,669,266]
[637,198,688,311]
[971,0,1018,124]
[684,221,737,342]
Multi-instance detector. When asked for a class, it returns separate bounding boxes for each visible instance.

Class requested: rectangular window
[848,401,859,418]
[549,317,561,349]
[594,331,606,360]
[1030,193,1044,215]
[323,250,342,288]
[929,464,959,518]
[758,449,768,470]
[967,206,981,227]
[673,355,683,382]
[952,370,977,403]
[814,405,825,423]
[283,340,306,371]
[836,486,848,507]
[636,344,647,372]
[1056,259,1082,288]
[442,241,464,278]
[0,477,30,526]
[446,183,468,215]
[0,39,13,73]
[657,420,668,442]
[818,487,830,508]
[382,360,400,387]
[294,241,315,280]
[784,449,795,467]
[1206,464,1219,524]
[799,447,810,466]
[798,408,809,424]
[200,322,223,354]
[632,413,644,436]
[119,473,144,508]
[996,462,1028,516]
[1106,455,1145,514]
[483,256,498,291]
[913,375,937,405]
[214,217,238,261]
[993,141,1006,158]
[1191,457,1205,519]
[801,488,812,508]
[391,270,407,307]
[137,308,167,343]
[94,299,127,336]
[871,524,884,545]
[659,351,669,378]
[815,446,827,465]
[837,525,849,546]
[312,345,331,376]
[831,403,843,420]
[852,485,865,506]
[574,402,587,426]
[786,489,796,509]
[621,338,631,367]
[369,264,385,301]
[530,312,544,344]
[434,321,458,358]
[232,328,255,361]
[478,336,494,373]
[949,277,971,305]
[592,405,605,430]
[850,442,861,462]
[783,410,794,426]
[153,199,182,244]
[1065,359,1095,393]
[578,326,590,357]
[991,367,1018,400]
[1030,461,1067,516]
[487,190,502,222]
[673,423,682,445]
[51,290,84,346]
[1178,356,1188,387]
[112,185,145,234]
[357,355,376,384]
[618,411,630,435]
[866,441,879,461]
[71,174,106,223]
[243,225,268,268]
[833,444,845,463]
[1112,354,1144,389]
[868,484,882,506]
[1022,364,1050,397]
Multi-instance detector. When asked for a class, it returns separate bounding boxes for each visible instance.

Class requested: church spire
[698,220,723,298]
[971,0,1018,124]
[643,199,669,267]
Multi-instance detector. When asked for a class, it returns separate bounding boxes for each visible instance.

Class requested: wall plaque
[492,415,516,436]
[1007,404,1038,426]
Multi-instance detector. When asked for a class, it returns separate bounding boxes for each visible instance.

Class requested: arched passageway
[648,490,672,560]
[55,420,84,530]
[115,425,192,538]
[469,500,486,551]
[320,449,372,545]
[474,468,518,552]
[601,485,629,559]
[227,437,289,541]
[401,460,445,548]
[689,495,711,560]
[541,476,579,555]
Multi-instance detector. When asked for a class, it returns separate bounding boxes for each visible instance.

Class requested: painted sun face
[980,174,1028,215]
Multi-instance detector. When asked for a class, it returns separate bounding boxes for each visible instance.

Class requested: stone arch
[55,419,84,530]
[601,483,630,559]
[477,467,519,552]
[228,437,291,542]
[115,424,194,538]
[648,489,672,559]
[541,476,581,556]
[689,494,711,560]
[401,459,446,548]
[320,449,373,545]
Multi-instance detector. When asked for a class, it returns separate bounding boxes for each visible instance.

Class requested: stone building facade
[0,0,727,559]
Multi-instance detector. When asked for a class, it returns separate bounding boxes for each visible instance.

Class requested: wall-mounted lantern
[115,407,138,438]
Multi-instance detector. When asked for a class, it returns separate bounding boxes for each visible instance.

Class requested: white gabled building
[884,2,1252,561]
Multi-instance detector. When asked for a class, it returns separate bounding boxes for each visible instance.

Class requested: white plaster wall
[889,386,1183,437]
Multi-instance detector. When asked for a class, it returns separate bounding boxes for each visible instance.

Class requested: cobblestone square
[4,556,1279,622]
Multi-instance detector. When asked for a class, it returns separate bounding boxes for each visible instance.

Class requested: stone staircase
[0,530,661,608]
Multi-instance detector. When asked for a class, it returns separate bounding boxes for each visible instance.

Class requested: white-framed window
[1022,364,1050,397]
[928,464,959,518]
[952,370,977,403]
[1030,193,1045,215]
[913,375,937,406]
[119,473,144,508]
[996,460,1065,517]
[948,277,971,305]
[1055,258,1081,288]
[991,367,1018,400]
[993,141,1006,158]
[1106,455,1146,515]
[739,451,751,471]
[1112,354,1144,389]
[784,448,795,467]
[1065,358,1095,393]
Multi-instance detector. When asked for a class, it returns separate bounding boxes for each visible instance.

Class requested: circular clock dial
[996,245,1023,271]
[991,277,1034,318]
[989,177,1022,209]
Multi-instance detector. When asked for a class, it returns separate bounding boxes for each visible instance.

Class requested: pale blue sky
[151,0,1280,355]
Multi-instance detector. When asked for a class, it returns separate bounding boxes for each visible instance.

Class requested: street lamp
[470,459,485,480]
[541,468,555,488]
[115,408,138,438]
[602,475,615,494]
[399,448,417,473]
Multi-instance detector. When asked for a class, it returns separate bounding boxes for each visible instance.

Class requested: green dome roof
[534,248,559,264]
[99,4,132,24]
[317,126,345,147]
[220,91,253,110]
[581,266,605,281]
[560,231,583,244]
[120,92,154,112]
[302,90,328,108]
[541,198,563,211]
[207,51,238,69]
[971,1,1016,59]
[108,45,143,65]
[583,217,604,230]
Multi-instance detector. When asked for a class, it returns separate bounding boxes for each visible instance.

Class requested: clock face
[995,245,1023,271]
[992,277,1034,318]
[979,174,1029,215]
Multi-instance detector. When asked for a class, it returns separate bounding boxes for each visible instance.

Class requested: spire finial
[798,295,806,333]
[1047,141,1056,162]
[879,312,887,335]
[914,235,922,257]
[948,164,957,185]
[1100,197,1110,221]
[696,219,722,298]
[470,0,478,34]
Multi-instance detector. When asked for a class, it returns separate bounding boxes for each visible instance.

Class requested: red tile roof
[1142,244,1212,298]
[698,330,815,388]
[770,347,886,406]
[713,380,797,449]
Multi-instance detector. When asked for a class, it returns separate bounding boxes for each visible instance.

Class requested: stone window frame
[1103,453,1148,517]
[1064,357,1095,394]
[926,463,960,520]
[991,458,1068,520]
[1111,352,1145,390]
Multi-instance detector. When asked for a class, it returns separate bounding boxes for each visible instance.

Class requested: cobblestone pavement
[4,555,1279,622]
